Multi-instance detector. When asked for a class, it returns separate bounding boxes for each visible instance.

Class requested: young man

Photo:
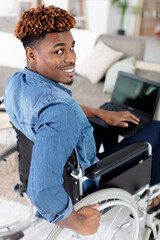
[4,4,160,235]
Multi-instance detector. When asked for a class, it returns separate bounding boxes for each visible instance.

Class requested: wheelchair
[46,141,160,240]
[0,97,160,240]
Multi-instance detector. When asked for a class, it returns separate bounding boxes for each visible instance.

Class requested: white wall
[44,0,68,10]
[0,0,16,16]
[86,0,111,34]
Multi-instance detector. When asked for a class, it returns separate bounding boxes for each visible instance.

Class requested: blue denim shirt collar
[24,67,72,96]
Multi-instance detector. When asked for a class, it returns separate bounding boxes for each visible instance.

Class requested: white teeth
[63,68,74,73]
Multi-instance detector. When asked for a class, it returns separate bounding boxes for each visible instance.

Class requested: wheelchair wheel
[46,188,139,240]
[0,144,35,238]
[143,218,160,240]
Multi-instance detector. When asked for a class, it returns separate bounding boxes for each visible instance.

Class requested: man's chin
[66,80,73,86]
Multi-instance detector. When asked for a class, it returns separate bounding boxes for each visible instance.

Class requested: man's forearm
[80,105,109,121]
[55,209,82,232]
[80,105,140,127]
[80,105,101,118]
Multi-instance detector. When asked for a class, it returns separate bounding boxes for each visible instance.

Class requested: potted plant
[112,0,141,35]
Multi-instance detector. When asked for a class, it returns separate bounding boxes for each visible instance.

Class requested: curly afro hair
[14,4,76,48]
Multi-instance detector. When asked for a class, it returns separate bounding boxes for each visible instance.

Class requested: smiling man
[4,4,160,235]
[4,5,101,235]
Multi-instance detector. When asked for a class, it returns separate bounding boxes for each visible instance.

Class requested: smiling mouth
[63,68,75,73]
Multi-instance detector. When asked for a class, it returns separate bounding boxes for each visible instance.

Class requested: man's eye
[55,49,63,55]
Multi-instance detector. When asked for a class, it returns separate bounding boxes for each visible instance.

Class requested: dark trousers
[92,120,160,186]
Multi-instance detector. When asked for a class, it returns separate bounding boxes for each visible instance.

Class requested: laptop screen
[112,71,160,117]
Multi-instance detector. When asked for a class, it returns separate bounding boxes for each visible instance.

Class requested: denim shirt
[4,67,98,223]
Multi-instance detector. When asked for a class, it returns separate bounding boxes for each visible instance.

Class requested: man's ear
[26,47,37,64]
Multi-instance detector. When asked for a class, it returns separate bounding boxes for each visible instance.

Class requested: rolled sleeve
[35,197,73,223]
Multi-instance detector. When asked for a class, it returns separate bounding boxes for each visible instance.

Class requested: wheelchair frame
[46,142,160,240]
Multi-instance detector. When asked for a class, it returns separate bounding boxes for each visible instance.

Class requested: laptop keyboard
[101,103,149,138]
[102,103,120,112]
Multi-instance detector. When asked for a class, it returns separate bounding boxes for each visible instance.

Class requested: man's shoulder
[7,70,23,84]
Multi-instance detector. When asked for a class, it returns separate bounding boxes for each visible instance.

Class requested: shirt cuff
[35,197,73,223]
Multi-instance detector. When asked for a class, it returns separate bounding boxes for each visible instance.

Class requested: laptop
[89,71,160,138]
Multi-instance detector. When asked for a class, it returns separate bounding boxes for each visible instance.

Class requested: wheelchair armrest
[85,141,150,179]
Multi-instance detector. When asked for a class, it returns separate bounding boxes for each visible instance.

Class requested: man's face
[27,31,76,85]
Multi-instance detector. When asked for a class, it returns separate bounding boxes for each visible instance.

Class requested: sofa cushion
[95,34,145,60]
[103,56,136,93]
[70,29,100,74]
[0,66,22,96]
[80,41,123,84]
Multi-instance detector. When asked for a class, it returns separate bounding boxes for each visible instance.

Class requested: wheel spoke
[48,189,139,240]
[105,205,123,236]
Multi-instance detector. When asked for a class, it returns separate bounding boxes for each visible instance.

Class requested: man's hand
[80,105,140,128]
[76,204,101,235]
[98,109,140,128]
[55,204,101,235]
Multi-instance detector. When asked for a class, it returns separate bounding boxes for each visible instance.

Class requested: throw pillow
[79,41,123,84]
[103,56,136,93]
[70,29,100,74]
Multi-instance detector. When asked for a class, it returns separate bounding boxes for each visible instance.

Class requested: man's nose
[64,50,76,63]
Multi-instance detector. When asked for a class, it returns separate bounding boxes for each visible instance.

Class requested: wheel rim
[47,188,139,240]
[51,200,138,240]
